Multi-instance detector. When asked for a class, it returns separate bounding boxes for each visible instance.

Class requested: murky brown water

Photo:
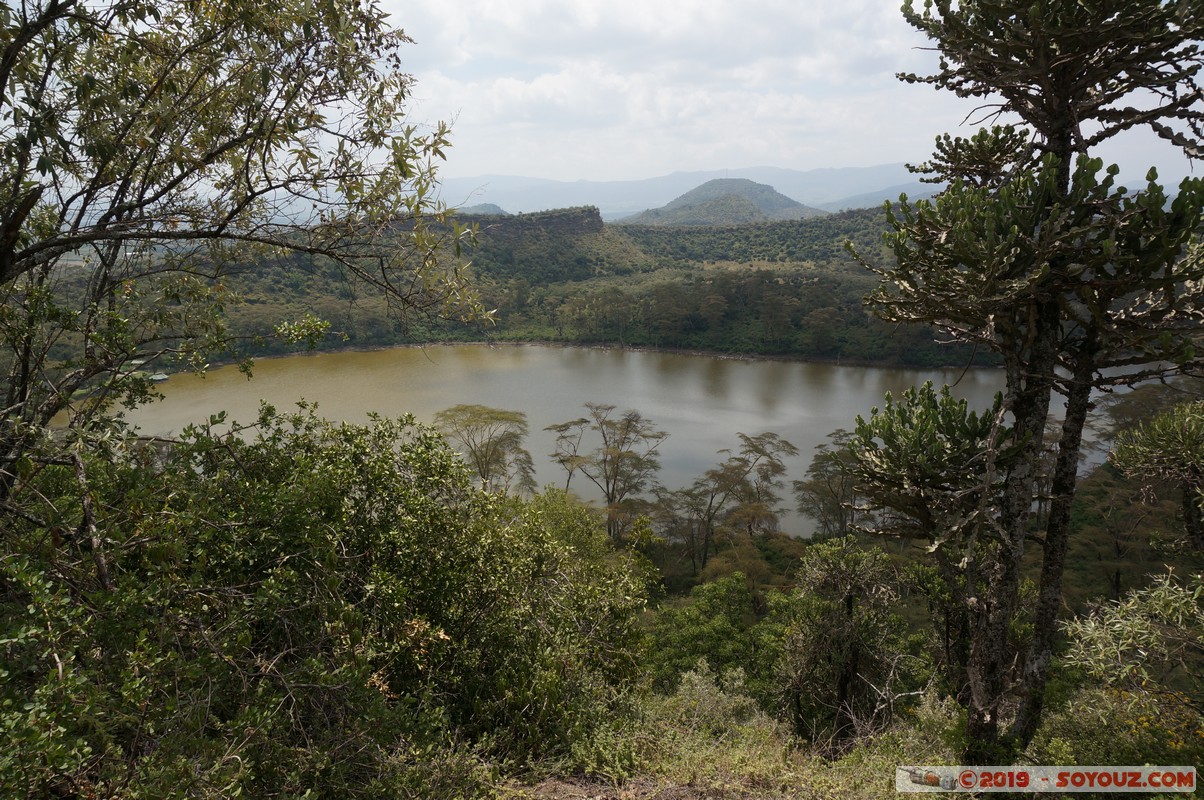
[121,344,1005,534]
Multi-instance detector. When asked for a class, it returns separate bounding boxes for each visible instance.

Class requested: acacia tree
[0,0,479,509]
[794,429,860,540]
[546,402,668,540]
[723,431,799,537]
[668,431,798,572]
[850,0,1204,761]
[434,404,536,495]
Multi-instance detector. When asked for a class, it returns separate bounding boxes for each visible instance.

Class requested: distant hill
[458,203,510,216]
[618,179,828,226]
[438,164,919,217]
[224,202,985,367]
[817,181,940,212]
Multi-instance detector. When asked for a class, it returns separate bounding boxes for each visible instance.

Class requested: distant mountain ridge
[619,178,828,226]
[437,164,932,218]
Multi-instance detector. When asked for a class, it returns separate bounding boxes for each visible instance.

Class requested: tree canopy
[0,0,465,284]
[547,402,668,540]
[0,0,479,503]
[899,0,1204,167]
[434,403,537,494]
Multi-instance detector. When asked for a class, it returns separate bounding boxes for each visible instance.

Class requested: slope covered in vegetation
[618,178,828,226]
[223,205,987,368]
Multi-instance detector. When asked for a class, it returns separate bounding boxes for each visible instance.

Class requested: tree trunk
[964,300,1060,764]
[1011,341,1096,745]
[936,551,972,705]
[835,590,859,739]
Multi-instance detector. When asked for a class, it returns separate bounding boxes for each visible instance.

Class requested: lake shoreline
[206,336,1001,377]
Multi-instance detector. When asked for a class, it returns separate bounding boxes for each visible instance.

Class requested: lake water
[121,344,1006,535]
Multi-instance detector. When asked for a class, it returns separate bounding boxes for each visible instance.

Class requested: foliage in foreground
[635,663,958,800]
[632,565,1204,798]
[643,539,921,753]
[0,408,646,798]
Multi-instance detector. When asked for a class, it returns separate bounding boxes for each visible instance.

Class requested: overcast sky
[383,0,1197,185]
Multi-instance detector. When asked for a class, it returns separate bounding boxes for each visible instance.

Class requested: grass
[624,665,959,800]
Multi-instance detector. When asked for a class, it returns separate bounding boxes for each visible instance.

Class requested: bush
[642,573,761,693]
[1026,687,1204,768]
[766,537,921,749]
[640,660,798,792]
[1,406,647,797]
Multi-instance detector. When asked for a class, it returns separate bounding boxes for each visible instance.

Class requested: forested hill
[473,205,604,235]
[618,178,829,226]
[617,207,889,262]
[226,203,986,369]
[461,204,887,277]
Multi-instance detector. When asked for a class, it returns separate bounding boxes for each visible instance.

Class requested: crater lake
[119,344,1006,535]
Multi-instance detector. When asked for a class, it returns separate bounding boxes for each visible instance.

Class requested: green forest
[221,205,988,369]
[3,1,1204,799]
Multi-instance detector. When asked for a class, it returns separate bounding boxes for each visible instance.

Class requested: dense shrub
[0,407,646,797]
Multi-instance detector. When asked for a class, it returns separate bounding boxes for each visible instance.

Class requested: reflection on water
[121,344,1006,535]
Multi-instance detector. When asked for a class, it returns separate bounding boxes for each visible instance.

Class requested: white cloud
[386,0,1195,183]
